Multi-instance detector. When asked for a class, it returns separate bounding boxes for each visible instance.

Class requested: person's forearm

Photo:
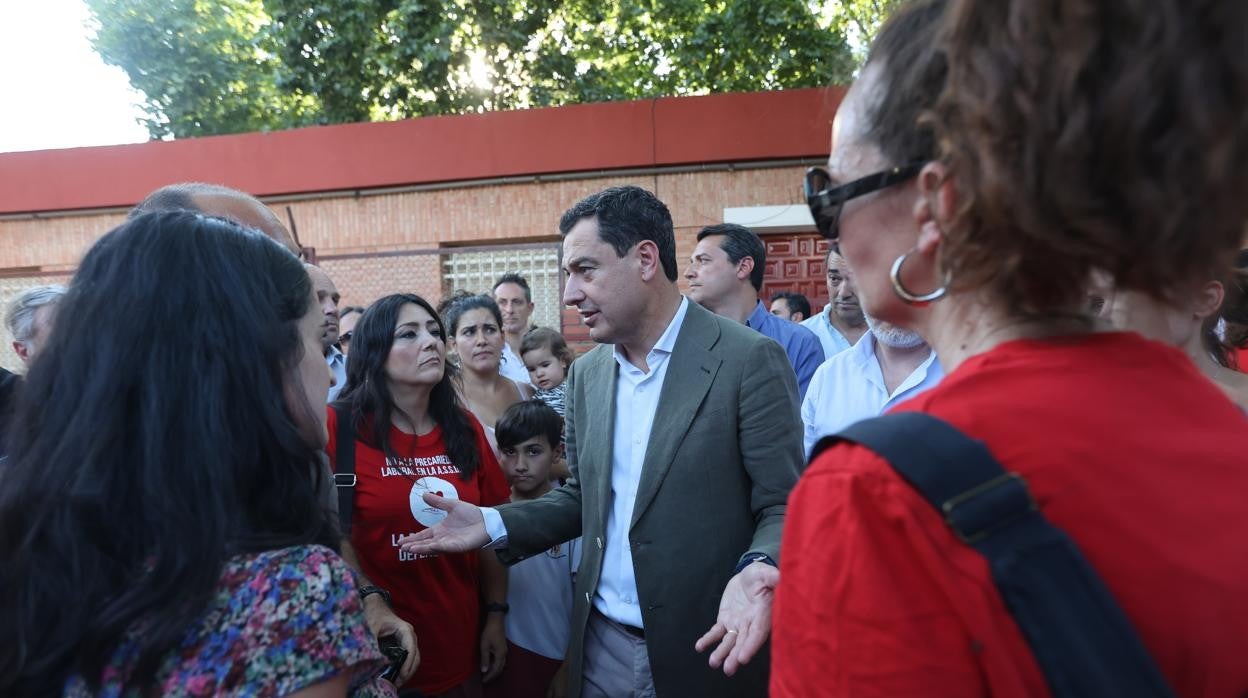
[479,549,508,604]
[340,538,391,618]
[340,538,376,587]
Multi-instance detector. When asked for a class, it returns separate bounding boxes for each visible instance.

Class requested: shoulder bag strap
[329,402,357,535]
[815,412,1175,698]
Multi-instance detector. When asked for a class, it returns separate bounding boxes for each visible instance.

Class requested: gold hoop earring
[890,248,947,306]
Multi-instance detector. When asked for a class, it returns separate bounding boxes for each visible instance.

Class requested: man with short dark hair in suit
[402,185,804,697]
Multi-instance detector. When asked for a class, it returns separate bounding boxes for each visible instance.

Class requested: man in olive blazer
[401,186,803,697]
[498,294,803,695]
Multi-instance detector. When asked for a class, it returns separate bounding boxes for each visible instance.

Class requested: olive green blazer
[496,300,803,697]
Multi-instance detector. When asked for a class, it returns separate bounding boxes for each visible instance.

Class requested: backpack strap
[328,402,357,535]
[815,412,1175,698]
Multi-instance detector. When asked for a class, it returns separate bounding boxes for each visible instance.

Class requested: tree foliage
[86,0,321,138]
[87,0,902,139]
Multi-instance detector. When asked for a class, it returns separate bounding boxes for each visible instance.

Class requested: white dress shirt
[326,346,347,402]
[483,297,690,629]
[801,304,853,360]
[500,341,534,387]
[801,332,944,456]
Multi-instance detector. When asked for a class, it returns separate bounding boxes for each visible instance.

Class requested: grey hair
[6,285,67,343]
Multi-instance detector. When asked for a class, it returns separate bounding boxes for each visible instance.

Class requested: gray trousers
[581,609,656,698]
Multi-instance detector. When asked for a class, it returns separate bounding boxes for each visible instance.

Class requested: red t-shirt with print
[327,408,510,695]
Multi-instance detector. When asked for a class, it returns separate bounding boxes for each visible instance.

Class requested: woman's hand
[362,595,420,685]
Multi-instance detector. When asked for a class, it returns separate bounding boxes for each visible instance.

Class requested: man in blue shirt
[686,224,824,399]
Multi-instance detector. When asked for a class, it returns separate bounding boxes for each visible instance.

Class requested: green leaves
[87,0,900,139]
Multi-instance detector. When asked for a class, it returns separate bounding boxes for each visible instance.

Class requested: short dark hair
[770,291,812,319]
[340,305,365,319]
[863,0,947,167]
[496,400,563,451]
[492,273,532,303]
[558,186,678,282]
[697,223,766,291]
[520,327,576,368]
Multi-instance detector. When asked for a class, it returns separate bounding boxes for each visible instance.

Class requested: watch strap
[358,585,392,607]
[733,552,776,576]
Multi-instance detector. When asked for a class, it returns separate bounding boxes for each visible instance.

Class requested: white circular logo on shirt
[410,476,460,527]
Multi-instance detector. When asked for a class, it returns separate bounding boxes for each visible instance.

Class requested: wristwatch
[733,552,777,576]
[484,601,510,615]
[358,585,392,607]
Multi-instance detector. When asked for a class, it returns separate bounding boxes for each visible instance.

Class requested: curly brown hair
[930,0,1248,316]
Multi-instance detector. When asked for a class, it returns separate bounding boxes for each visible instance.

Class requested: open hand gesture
[398,493,490,554]
[694,561,779,676]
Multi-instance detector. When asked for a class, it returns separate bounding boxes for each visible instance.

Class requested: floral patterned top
[64,545,397,697]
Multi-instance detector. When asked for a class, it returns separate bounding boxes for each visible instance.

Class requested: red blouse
[773,332,1248,697]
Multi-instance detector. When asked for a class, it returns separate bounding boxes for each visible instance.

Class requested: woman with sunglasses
[773,0,1248,695]
[0,212,392,696]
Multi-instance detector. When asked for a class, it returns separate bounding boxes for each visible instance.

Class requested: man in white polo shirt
[801,247,868,358]
[801,313,943,456]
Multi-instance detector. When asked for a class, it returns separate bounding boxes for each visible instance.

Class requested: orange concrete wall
[0,87,841,215]
[0,88,838,368]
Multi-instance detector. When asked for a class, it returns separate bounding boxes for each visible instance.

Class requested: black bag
[812,412,1175,698]
[329,403,357,534]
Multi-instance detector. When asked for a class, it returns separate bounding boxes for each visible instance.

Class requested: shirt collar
[614,296,690,371]
[326,345,345,365]
[745,299,770,329]
[852,331,940,393]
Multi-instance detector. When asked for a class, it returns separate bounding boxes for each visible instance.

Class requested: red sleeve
[325,405,338,459]
[772,443,1009,698]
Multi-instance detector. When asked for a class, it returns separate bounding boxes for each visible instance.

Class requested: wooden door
[760,233,830,312]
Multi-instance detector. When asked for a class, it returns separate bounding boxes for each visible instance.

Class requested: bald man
[129,182,300,254]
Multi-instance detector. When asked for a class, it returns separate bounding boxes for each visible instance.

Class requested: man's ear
[12,341,28,364]
[737,256,755,282]
[636,240,662,282]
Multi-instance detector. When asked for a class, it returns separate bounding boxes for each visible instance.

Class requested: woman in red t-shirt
[773,0,1248,696]
[331,293,511,698]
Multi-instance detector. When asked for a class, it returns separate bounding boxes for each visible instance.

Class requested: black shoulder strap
[815,412,1175,698]
[329,403,356,535]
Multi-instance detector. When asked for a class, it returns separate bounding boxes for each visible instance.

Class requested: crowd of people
[1,0,1247,695]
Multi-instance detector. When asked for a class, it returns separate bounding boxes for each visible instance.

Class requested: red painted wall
[0,87,842,215]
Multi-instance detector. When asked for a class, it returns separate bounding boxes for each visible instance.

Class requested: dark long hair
[338,293,481,479]
[0,211,337,694]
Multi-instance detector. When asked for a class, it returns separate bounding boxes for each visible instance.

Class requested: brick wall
[0,164,810,368]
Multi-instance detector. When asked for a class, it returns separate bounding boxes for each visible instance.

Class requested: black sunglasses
[804,163,924,240]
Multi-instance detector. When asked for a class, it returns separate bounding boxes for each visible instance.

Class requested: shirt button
[596,536,603,550]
